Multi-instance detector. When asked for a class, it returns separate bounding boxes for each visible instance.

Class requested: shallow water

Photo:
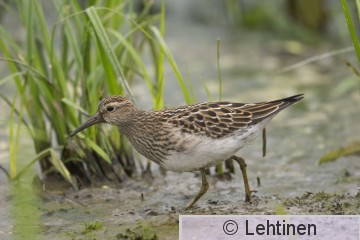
[1,1,360,239]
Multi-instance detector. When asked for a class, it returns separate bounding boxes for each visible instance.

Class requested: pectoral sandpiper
[70,94,303,210]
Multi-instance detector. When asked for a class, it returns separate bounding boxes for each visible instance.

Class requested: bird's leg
[232,156,252,203]
[183,169,209,210]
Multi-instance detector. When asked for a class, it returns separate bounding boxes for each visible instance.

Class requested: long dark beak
[70,113,104,137]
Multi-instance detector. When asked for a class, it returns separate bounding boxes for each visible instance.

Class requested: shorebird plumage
[71,94,303,210]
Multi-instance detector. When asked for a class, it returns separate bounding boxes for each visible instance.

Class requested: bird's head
[70,96,136,137]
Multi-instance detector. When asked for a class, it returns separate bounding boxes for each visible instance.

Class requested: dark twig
[262,128,267,157]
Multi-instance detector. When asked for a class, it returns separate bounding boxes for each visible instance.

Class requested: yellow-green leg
[184,169,209,210]
[232,156,252,203]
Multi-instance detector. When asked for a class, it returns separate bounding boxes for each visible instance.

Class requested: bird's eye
[106,106,115,112]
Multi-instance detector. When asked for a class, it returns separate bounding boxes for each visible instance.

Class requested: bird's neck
[119,110,162,137]
[119,110,168,162]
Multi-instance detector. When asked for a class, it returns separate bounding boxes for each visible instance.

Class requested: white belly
[163,122,267,172]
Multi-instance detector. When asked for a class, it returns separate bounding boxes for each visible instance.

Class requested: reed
[0,0,193,185]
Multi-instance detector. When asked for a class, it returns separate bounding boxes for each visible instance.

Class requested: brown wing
[165,94,303,139]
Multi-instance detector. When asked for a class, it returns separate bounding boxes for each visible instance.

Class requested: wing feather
[163,95,303,139]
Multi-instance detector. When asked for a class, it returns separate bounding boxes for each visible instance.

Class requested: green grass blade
[109,29,155,100]
[86,7,135,102]
[13,148,75,187]
[48,149,75,186]
[216,39,223,101]
[53,1,83,73]
[0,58,52,86]
[0,93,32,136]
[342,0,360,63]
[154,0,166,109]
[202,82,214,101]
[84,138,111,163]
[0,71,26,87]
[150,26,192,104]
[9,95,20,178]
[61,98,90,116]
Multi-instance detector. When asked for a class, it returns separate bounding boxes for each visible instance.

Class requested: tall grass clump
[0,0,192,186]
